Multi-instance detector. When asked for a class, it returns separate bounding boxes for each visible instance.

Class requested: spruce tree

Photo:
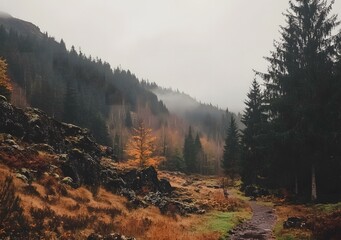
[261,0,340,200]
[241,79,266,186]
[183,126,195,173]
[222,115,240,181]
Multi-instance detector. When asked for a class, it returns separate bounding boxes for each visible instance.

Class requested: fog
[1,0,340,112]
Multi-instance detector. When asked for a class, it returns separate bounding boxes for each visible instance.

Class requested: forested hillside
[0,14,232,175]
[142,81,242,141]
[0,14,168,146]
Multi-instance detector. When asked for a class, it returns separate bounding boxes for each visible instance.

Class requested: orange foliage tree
[125,120,162,168]
[0,58,13,100]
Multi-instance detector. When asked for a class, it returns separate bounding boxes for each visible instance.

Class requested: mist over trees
[241,0,341,201]
[0,23,168,146]
[0,15,232,175]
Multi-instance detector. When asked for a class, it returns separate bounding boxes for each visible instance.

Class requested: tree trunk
[311,164,317,202]
[294,173,298,195]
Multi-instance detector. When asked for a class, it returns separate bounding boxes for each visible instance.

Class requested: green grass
[195,210,251,239]
[314,202,341,213]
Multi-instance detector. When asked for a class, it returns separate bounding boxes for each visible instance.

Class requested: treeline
[0,22,168,145]
[240,0,341,202]
[142,81,241,142]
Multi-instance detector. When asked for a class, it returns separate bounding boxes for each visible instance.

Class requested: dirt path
[228,200,276,240]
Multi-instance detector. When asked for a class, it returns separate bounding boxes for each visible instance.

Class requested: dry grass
[274,204,313,240]
[0,163,252,239]
[0,150,56,174]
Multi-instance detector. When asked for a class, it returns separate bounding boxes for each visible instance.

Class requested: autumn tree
[126,120,161,168]
[0,58,12,101]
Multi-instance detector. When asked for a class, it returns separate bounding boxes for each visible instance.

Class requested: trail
[229,200,276,240]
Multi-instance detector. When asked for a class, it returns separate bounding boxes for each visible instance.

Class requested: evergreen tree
[63,82,80,125]
[261,0,340,200]
[125,110,133,128]
[222,115,240,181]
[241,79,267,186]
[194,133,205,173]
[183,126,195,173]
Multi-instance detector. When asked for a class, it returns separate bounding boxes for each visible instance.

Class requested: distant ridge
[0,11,12,18]
[0,12,43,38]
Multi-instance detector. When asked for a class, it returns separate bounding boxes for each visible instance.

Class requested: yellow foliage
[125,120,162,168]
[0,57,13,100]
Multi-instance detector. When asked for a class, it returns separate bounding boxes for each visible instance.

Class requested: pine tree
[125,120,160,168]
[261,0,340,200]
[241,79,267,186]
[222,115,240,181]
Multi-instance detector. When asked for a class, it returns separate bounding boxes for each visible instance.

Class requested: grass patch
[314,202,341,213]
[195,210,251,238]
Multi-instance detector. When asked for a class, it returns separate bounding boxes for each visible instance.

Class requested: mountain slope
[0,12,43,37]
[0,13,168,145]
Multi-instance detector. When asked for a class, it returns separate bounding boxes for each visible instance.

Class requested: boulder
[283,217,307,229]
[119,166,172,194]
[60,149,101,188]
[244,185,270,199]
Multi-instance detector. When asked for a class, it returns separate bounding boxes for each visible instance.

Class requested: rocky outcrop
[0,96,101,156]
[0,97,202,216]
[0,96,102,188]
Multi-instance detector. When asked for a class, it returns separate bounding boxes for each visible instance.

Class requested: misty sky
[1,0,341,112]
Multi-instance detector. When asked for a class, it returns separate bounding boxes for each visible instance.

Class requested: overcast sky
[1,0,340,112]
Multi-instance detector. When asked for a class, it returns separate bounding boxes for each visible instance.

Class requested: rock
[60,149,101,188]
[16,173,28,182]
[100,168,128,193]
[29,143,55,154]
[244,185,270,198]
[0,95,7,101]
[0,98,101,157]
[159,178,173,193]
[283,217,307,229]
[61,176,74,185]
[121,188,148,208]
[143,191,204,216]
[87,233,136,240]
[119,166,173,194]
[19,168,36,182]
